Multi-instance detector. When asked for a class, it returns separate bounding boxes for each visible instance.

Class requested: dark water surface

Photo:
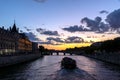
[0,56,120,80]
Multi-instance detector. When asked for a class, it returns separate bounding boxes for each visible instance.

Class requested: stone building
[18,33,32,53]
[0,26,16,54]
[0,23,36,55]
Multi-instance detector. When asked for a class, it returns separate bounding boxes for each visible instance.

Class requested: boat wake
[44,68,96,80]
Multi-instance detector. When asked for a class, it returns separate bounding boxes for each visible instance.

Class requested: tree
[39,45,45,55]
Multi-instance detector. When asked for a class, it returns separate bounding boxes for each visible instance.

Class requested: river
[0,55,120,80]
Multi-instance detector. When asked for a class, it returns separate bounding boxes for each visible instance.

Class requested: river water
[0,55,120,80]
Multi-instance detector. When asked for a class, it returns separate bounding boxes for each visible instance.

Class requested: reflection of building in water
[0,22,38,55]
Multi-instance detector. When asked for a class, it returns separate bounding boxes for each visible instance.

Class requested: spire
[14,19,15,24]
[11,20,19,33]
[13,20,16,28]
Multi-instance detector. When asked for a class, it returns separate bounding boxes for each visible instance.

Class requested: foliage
[64,37,120,54]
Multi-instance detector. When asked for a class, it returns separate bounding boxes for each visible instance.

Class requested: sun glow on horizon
[40,43,91,50]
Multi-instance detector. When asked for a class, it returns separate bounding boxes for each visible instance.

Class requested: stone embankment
[0,53,42,67]
[85,52,120,65]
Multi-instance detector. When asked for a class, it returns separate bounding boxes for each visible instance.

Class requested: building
[18,33,32,53]
[32,42,38,53]
[0,26,16,54]
[0,23,38,55]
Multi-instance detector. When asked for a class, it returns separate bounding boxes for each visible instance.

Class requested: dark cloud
[46,37,64,43]
[36,28,59,36]
[38,37,64,45]
[38,41,61,45]
[38,41,51,45]
[63,16,109,33]
[95,16,102,23]
[41,31,59,36]
[65,36,84,43]
[62,25,90,32]
[38,36,84,45]
[81,17,99,31]
[106,9,120,29]
[20,30,23,33]
[97,22,109,33]
[24,27,32,31]
[25,32,41,41]
[100,10,109,14]
[63,9,120,34]
[81,16,109,33]
[36,28,44,32]
[34,0,47,3]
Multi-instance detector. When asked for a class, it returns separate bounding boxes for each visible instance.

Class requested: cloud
[95,16,102,23]
[38,37,64,45]
[24,27,32,31]
[36,28,60,36]
[81,17,99,31]
[41,31,59,36]
[106,9,120,29]
[36,28,44,32]
[62,25,90,32]
[38,36,84,45]
[38,41,62,45]
[81,16,109,33]
[33,0,47,3]
[25,32,41,41]
[38,41,51,45]
[46,37,64,43]
[99,10,109,14]
[65,36,84,43]
[63,16,109,33]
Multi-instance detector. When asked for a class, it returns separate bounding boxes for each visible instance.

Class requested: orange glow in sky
[41,43,91,50]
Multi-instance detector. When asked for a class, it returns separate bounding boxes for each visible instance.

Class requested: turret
[11,21,19,33]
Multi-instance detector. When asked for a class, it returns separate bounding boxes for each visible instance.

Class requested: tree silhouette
[65,37,120,55]
[39,45,45,55]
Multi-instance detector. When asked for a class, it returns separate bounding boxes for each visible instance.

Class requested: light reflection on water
[0,56,120,80]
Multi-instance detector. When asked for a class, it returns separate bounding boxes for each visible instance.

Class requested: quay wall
[84,52,120,65]
[0,54,41,67]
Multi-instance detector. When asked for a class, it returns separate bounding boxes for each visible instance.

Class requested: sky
[0,0,120,50]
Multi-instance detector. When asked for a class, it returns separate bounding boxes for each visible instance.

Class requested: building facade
[0,27,16,54]
[18,33,32,53]
[0,23,38,55]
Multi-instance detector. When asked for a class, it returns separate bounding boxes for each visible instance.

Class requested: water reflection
[45,68,95,80]
[0,56,120,80]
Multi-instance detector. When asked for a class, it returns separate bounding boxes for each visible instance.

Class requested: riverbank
[0,53,42,68]
[83,52,120,66]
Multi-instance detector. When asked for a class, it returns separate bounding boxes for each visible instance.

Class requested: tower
[11,20,19,33]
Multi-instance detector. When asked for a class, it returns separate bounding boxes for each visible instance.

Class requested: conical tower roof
[11,21,19,33]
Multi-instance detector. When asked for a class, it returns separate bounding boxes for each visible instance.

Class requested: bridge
[42,51,73,56]
[50,52,73,56]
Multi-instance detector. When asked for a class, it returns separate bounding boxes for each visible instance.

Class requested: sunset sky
[0,0,120,50]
